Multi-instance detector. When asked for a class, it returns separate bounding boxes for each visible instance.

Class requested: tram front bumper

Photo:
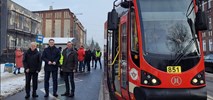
[134,86,207,100]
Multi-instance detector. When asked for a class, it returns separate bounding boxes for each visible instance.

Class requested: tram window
[130,12,140,67]
[121,23,127,88]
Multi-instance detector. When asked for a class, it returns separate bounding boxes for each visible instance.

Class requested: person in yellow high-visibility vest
[58,47,64,77]
[95,48,102,69]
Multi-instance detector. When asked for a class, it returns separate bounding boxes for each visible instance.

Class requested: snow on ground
[0,63,45,99]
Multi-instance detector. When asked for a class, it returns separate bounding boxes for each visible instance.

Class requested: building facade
[202,0,213,55]
[33,8,86,47]
[0,0,42,63]
[0,0,2,58]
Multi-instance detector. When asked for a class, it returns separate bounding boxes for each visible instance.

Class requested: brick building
[202,0,213,55]
[33,8,86,47]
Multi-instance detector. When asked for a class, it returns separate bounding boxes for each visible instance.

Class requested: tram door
[113,14,128,98]
[119,14,128,98]
[120,21,129,99]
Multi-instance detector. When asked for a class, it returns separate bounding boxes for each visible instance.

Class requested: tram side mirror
[195,10,208,31]
[107,9,118,30]
[121,1,133,8]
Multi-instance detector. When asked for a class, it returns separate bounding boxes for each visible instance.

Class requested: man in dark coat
[23,42,42,98]
[42,39,60,97]
[91,49,96,67]
[61,41,78,97]
[84,48,92,71]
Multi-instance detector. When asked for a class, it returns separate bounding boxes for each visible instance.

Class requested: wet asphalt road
[5,66,103,100]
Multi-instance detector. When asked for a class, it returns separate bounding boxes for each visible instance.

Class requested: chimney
[49,6,53,10]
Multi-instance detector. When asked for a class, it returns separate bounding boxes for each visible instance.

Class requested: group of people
[14,39,103,99]
[75,45,102,73]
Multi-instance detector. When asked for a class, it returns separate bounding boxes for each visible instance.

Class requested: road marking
[40,88,60,100]
[74,78,83,82]
[40,77,83,97]
[208,95,213,100]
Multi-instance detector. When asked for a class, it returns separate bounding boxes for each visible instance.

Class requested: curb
[98,69,110,100]
[0,70,45,99]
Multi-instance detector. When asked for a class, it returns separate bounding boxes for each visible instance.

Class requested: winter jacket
[15,50,23,68]
[84,50,92,61]
[77,47,85,61]
[23,49,42,72]
[91,50,96,60]
[42,46,60,71]
[61,48,78,72]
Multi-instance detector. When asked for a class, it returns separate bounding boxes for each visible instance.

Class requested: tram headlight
[200,80,204,84]
[152,79,157,84]
[191,70,205,86]
[144,80,148,84]
[141,70,161,86]
[192,78,198,83]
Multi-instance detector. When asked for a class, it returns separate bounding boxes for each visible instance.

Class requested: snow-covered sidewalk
[0,64,45,99]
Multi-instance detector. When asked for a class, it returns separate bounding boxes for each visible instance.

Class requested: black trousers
[44,71,58,94]
[25,72,38,95]
[95,57,102,69]
[92,58,95,67]
[63,72,75,93]
[85,60,91,71]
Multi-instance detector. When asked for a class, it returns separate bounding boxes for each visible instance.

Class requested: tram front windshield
[138,0,201,72]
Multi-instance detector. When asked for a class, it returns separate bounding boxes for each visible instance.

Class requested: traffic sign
[36,34,44,43]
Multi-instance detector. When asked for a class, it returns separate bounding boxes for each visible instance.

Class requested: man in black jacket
[61,41,78,97]
[42,39,60,97]
[23,42,42,98]
[84,48,92,71]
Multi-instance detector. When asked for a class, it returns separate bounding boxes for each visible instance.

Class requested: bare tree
[166,23,190,54]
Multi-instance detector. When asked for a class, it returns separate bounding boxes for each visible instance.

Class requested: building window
[209,39,213,51]
[203,32,206,37]
[64,12,70,18]
[39,14,43,18]
[210,31,213,36]
[209,17,212,30]
[55,12,61,19]
[203,40,206,51]
[208,0,212,9]
[202,1,205,11]
[46,13,52,19]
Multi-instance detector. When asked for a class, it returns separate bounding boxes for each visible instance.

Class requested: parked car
[204,54,213,73]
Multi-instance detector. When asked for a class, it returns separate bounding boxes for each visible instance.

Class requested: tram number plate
[167,66,181,74]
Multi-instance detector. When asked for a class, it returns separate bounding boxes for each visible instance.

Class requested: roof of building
[32,8,73,14]
[43,37,75,44]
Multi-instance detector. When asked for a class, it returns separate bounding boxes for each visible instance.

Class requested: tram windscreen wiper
[172,0,199,65]
[172,38,196,65]
[172,18,197,65]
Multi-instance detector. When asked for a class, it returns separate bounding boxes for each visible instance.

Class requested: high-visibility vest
[96,51,101,57]
[59,54,64,65]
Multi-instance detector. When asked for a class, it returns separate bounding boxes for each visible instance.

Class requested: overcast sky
[12,0,114,49]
